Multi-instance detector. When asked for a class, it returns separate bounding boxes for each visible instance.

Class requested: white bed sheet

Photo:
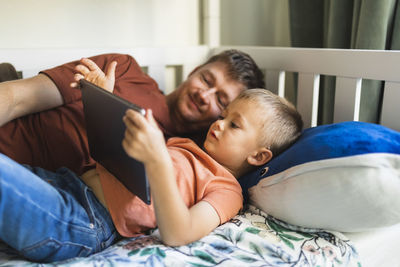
[345,223,400,267]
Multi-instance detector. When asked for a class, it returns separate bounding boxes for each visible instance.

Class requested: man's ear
[247,148,273,166]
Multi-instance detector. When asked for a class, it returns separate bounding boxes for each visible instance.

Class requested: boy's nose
[214,118,224,130]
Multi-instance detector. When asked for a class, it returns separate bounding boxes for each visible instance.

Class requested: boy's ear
[247,148,273,167]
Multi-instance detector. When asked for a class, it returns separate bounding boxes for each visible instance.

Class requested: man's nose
[198,88,217,103]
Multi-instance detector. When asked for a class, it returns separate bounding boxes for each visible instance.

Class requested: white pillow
[249,153,400,232]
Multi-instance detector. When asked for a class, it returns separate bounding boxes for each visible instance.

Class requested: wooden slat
[381,82,400,131]
[334,77,362,122]
[211,46,400,83]
[202,0,221,47]
[266,70,285,97]
[297,73,320,127]
[0,46,210,78]
[147,65,166,92]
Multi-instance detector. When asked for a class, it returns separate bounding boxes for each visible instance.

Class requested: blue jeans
[0,153,119,262]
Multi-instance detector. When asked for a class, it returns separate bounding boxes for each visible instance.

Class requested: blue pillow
[240,121,400,201]
[239,121,400,232]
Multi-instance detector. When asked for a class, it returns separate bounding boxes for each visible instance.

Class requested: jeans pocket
[20,237,93,263]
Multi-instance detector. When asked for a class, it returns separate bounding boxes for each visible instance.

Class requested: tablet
[80,79,151,204]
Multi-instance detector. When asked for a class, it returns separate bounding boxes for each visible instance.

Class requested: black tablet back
[80,79,151,204]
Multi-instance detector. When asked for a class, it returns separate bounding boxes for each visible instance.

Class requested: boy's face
[203,98,264,174]
[170,61,244,133]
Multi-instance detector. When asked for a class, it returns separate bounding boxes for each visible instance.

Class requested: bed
[0,46,399,267]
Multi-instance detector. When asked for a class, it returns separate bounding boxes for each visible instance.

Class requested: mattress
[345,223,400,267]
[0,205,361,266]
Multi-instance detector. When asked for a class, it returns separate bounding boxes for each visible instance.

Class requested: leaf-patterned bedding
[0,205,361,266]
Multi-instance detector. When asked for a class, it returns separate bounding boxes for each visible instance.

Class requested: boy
[119,88,303,245]
[0,89,302,262]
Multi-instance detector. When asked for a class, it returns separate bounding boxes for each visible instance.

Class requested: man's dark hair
[203,49,265,89]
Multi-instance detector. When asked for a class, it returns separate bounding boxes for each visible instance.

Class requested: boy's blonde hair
[235,89,303,156]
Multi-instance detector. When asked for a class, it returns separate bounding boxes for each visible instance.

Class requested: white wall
[220,0,295,103]
[0,0,200,49]
[0,0,291,49]
[0,0,292,94]
[220,0,290,46]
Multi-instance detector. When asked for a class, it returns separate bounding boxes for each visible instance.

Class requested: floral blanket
[0,205,361,266]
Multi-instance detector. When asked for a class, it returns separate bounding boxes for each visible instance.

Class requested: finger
[106,61,117,80]
[145,109,159,128]
[70,82,78,88]
[126,109,147,128]
[74,73,84,82]
[81,58,101,71]
[123,114,138,134]
[123,128,134,143]
[122,130,140,159]
[122,139,135,158]
[74,64,90,75]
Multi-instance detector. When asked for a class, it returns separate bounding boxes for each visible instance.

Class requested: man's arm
[0,74,63,126]
[122,109,220,246]
[0,56,116,127]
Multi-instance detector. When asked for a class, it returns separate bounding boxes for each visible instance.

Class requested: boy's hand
[122,109,168,164]
[70,58,117,93]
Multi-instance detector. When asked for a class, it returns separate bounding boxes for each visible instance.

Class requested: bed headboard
[1,46,399,131]
[0,46,210,94]
[211,46,400,132]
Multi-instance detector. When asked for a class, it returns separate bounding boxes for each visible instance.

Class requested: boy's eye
[230,121,239,129]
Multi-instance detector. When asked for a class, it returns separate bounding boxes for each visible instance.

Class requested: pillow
[239,121,400,232]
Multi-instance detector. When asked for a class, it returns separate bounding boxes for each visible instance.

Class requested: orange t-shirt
[98,137,243,237]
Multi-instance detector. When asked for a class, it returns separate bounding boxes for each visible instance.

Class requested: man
[0,50,264,175]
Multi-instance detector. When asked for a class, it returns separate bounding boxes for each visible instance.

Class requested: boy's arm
[0,74,63,126]
[145,155,220,246]
[122,109,220,246]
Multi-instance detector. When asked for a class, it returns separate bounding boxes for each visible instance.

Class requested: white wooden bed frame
[1,45,399,132]
[1,46,400,266]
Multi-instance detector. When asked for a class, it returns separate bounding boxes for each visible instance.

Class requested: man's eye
[217,95,228,108]
[201,74,211,86]
[217,97,224,107]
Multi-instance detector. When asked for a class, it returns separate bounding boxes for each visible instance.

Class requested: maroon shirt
[0,54,175,175]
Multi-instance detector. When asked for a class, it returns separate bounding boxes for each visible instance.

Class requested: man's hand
[70,58,117,93]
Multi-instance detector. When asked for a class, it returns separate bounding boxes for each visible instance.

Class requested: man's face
[170,61,245,133]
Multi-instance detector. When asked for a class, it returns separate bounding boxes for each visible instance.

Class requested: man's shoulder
[90,53,139,68]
